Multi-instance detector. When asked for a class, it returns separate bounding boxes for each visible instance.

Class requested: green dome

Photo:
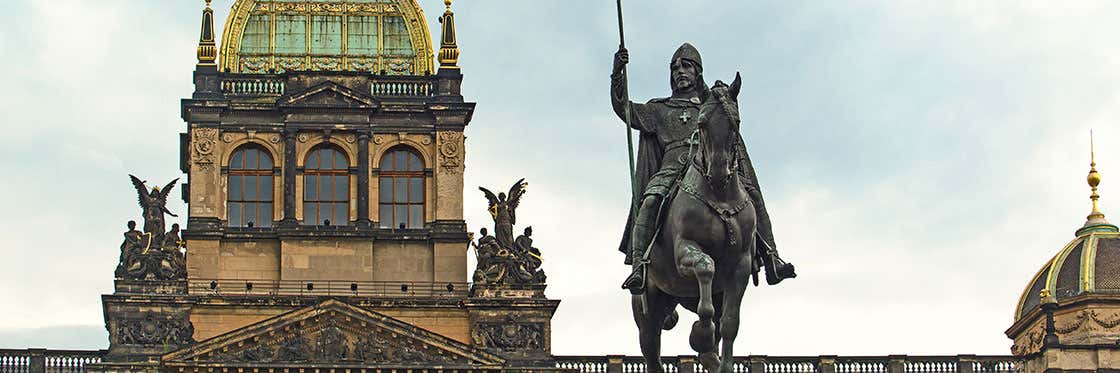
[219,0,435,74]
[1015,227,1120,322]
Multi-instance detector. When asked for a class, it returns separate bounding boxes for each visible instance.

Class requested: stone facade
[90,1,559,372]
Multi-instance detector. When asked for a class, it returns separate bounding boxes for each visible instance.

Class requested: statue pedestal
[465,283,559,368]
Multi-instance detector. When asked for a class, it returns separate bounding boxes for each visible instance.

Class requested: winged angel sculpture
[114,175,186,281]
[473,179,545,285]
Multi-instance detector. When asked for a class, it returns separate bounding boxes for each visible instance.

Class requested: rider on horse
[611,43,795,293]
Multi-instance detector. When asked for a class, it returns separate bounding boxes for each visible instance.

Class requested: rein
[679,107,750,248]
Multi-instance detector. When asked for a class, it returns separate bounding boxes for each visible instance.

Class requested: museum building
[0,0,1116,372]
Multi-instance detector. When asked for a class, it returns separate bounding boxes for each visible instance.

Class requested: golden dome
[218,0,435,75]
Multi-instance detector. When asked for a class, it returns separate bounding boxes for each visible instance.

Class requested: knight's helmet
[670,43,707,96]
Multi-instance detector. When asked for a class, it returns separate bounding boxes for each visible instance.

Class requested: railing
[370,75,435,97]
[553,355,1023,373]
[0,349,106,373]
[220,74,286,97]
[188,279,470,298]
[0,350,1021,373]
[217,74,438,99]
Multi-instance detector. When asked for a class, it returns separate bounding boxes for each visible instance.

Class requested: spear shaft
[616,0,639,211]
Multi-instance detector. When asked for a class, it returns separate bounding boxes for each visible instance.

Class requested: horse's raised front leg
[675,239,717,356]
[717,254,753,373]
[632,288,672,373]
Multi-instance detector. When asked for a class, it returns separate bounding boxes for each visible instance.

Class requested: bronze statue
[611,44,794,293]
[472,180,545,286]
[117,175,187,281]
[129,175,179,239]
[479,178,526,248]
[611,45,796,373]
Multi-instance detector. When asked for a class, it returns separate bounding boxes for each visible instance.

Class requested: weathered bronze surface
[610,45,796,373]
[115,175,187,281]
[472,179,546,285]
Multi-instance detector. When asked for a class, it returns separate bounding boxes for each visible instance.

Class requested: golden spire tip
[1079,129,1114,235]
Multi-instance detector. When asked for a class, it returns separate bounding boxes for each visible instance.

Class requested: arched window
[304,146,350,226]
[379,147,424,229]
[228,145,275,228]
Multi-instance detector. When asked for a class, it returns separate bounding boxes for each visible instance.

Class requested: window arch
[304,145,350,226]
[227,144,275,228]
[378,147,425,229]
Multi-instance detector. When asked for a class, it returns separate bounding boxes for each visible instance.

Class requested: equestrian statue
[611,43,796,373]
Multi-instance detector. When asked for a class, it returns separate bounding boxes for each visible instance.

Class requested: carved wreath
[438,132,463,173]
[193,128,218,170]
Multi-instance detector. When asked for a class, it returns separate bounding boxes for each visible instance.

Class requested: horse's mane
[707,82,740,126]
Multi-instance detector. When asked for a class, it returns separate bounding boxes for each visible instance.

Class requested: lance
[616,0,639,210]
[616,0,648,314]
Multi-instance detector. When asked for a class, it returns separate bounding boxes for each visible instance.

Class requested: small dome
[218,0,435,75]
[1014,227,1120,322]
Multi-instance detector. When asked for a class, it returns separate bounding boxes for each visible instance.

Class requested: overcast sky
[2,0,1119,357]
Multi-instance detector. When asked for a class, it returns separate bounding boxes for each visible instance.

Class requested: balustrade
[0,350,104,373]
[554,355,1022,373]
[215,74,438,99]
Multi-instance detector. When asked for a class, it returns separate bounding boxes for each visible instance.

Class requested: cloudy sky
[2,0,1119,357]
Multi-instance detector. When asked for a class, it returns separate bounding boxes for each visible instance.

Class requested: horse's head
[695,73,742,190]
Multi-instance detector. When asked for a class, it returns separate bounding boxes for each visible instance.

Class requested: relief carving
[116,314,195,346]
[1011,321,1044,356]
[438,131,464,173]
[276,332,312,362]
[473,320,545,352]
[1054,309,1120,336]
[194,321,467,365]
[192,128,218,170]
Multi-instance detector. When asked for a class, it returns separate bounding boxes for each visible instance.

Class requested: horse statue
[635,74,756,373]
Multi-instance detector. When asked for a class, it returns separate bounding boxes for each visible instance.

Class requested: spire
[438,0,460,69]
[197,0,217,66]
[1078,130,1118,235]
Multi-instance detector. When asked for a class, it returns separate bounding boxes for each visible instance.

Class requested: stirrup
[622,263,646,294]
[764,261,796,285]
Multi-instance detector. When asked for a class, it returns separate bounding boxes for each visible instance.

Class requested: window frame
[303,145,351,226]
[378,146,425,229]
[227,144,276,228]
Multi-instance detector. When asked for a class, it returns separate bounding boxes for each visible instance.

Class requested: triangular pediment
[162,299,504,368]
[279,82,378,109]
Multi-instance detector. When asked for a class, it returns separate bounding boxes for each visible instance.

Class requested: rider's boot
[622,221,654,294]
[762,247,796,285]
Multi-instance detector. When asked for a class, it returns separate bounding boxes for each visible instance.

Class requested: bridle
[691,93,741,190]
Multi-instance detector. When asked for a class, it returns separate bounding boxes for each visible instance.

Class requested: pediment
[162,299,504,367]
[279,82,378,109]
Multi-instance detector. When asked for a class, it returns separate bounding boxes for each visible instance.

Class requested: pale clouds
[1,0,1119,356]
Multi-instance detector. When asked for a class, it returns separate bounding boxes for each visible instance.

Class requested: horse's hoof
[689,320,716,353]
[661,309,679,330]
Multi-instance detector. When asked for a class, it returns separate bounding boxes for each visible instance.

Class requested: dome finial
[438,0,460,69]
[196,0,217,66]
[1078,130,1117,235]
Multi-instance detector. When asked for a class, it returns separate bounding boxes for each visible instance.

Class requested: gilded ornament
[221,132,238,143]
[372,135,384,145]
[269,134,281,144]
[297,133,310,143]
[344,135,357,144]
[420,135,432,145]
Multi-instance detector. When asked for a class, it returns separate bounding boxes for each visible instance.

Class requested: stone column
[356,132,371,226]
[282,130,297,226]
